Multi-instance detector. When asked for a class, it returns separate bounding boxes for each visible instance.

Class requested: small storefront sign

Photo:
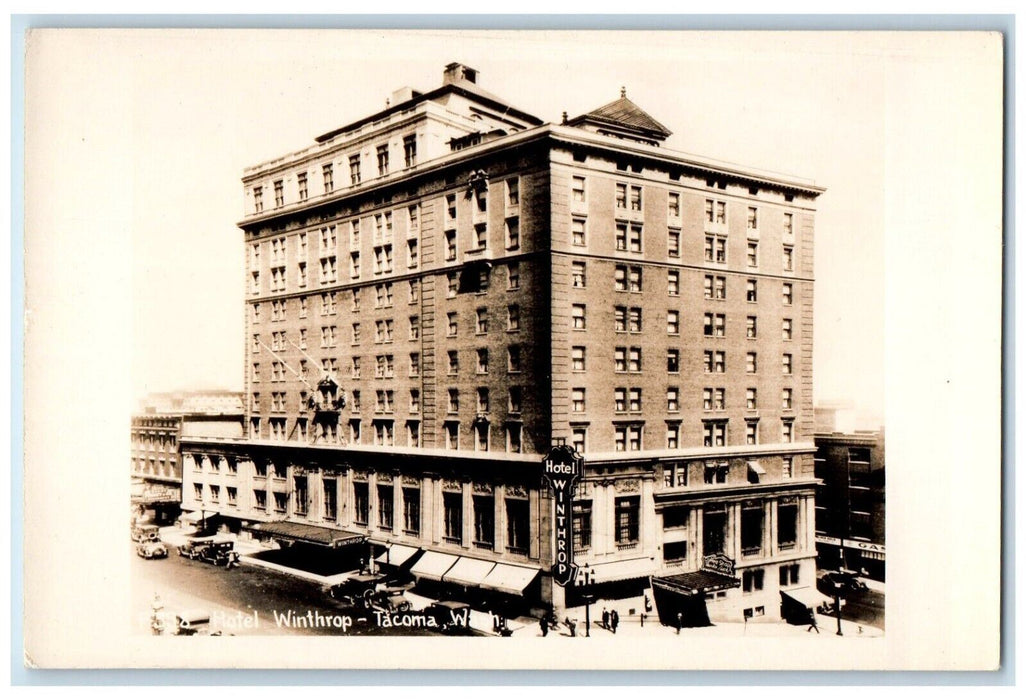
[132,483,182,505]
[815,535,886,555]
[702,553,736,577]
[541,444,583,587]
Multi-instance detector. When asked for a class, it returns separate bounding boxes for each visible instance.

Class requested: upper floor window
[273,180,284,208]
[349,155,361,185]
[668,192,680,218]
[376,144,389,176]
[705,199,726,225]
[403,135,417,168]
[571,176,586,204]
[322,163,334,193]
[297,172,308,201]
[253,186,264,213]
[747,206,758,231]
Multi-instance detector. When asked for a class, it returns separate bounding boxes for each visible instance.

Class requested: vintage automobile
[327,573,389,606]
[131,524,160,543]
[173,611,218,636]
[177,536,217,560]
[816,569,869,596]
[136,539,169,559]
[423,600,473,634]
[366,587,413,613]
[196,540,240,568]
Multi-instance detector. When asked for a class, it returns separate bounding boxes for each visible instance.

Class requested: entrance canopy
[410,551,459,582]
[480,563,541,595]
[653,570,741,595]
[244,521,366,548]
[442,557,496,587]
[576,557,654,585]
[375,543,421,568]
[780,586,831,610]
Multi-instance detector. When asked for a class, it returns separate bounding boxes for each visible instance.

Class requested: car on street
[131,524,160,543]
[423,600,473,634]
[817,569,869,596]
[178,536,217,560]
[136,540,169,559]
[327,573,390,607]
[197,540,241,568]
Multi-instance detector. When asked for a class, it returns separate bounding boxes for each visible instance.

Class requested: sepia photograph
[21,26,1003,670]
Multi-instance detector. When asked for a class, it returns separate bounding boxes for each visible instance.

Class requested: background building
[813,426,886,581]
[181,63,824,622]
[131,391,244,524]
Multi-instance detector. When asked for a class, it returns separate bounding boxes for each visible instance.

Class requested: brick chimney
[443,62,478,86]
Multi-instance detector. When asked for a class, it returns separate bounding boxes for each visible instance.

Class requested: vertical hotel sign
[542,445,583,587]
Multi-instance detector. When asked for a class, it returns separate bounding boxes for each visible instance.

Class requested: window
[293,476,308,515]
[663,464,688,490]
[572,261,586,288]
[783,318,793,341]
[507,262,520,290]
[376,144,389,176]
[782,419,795,443]
[746,316,757,339]
[783,245,795,272]
[705,199,726,224]
[353,482,369,525]
[782,457,794,479]
[402,488,420,534]
[445,231,457,261]
[704,235,727,263]
[615,222,643,252]
[351,289,361,312]
[571,346,586,371]
[572,388,586,413]
[254,490,267,510]
[508,387,522,413]
[444,421,460,450]
[349,418,361,444]
[320,256,337,284]
[253,186,263,213]
[629,185,642,211]
[615,496,640,545]
[409,352,420,377]
[746,388,758,410]
[572,304,586,330]
[783,354,793,375]
[747,241,759,268]
[667,270,680,296]
[614,387,627,412]
[408,279,420,304]
[747,206,758,231]
[782,388,794,410]
[742,569,765,593]
[506,498,529,553]
[746,352,757,374]
[297,262,307,288]
[572,501,592,550]
[703,420,727,447]
[668,192,680,218]
[667,387,680,412]
[507,304,520,331]
[667,310,680,335]
[250,271,260,295]
[667,349,680,373]
[614,423,643,452]
[320,325,337,348]
[704,275,726,300]
[297,173,308,201]
[274,180,284,208]
[506,424,522,453]
[447,351,459,376]
[571,175,586,203]
[504,177,519,206]
[447,389,460,414]
[403,135,417,168]
[615,182,628,209]
[445,193,457,225]
[474,223,488,250]
[778,504,799,549]
[507,346,522,373]
[505,218,519,249]
[571,427,587,454]
[374,283,393,308]
[704,312,726,337]
[783,283,793,305]
[443,491,462,542]
[351,356,361,378]
[572,217,587,246]
[476,349,489,374]
[703,387,726,411]
[783,212,794,237]
[668,228,681,258]
[322,163,334,193]
[407,315,419,341]
[746,420,759,445]
[703,350,726,373]
[741,505,764,557]
[447,312,458,337]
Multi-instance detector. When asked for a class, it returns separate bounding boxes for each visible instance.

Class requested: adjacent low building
[813,428,886,581]
[180,62,825,623]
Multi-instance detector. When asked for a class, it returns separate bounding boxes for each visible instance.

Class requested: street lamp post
[582,566,596,638]
[833,582,844,636]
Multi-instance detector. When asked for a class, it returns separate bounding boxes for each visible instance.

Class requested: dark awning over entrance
[652,570,741,595]
[244,521,366,548]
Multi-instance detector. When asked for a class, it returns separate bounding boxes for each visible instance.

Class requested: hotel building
[180,63,825,622]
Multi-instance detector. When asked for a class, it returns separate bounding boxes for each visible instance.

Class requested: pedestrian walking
[610,609,619,634]
[602,608,610,630]
[540,616,549,637]
[676,611,683,635]
[807,614,820,634]
[566,617,577,637]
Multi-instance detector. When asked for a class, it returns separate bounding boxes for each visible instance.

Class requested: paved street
[838,587,886,630]
[131,541,445,637]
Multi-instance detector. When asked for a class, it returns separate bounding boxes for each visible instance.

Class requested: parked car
[131,524,160,543]
[173,611,215,636]
[817,569,868,596]
[197,540,240,568]
[424,601,473,634]
[178,536,217,559]
[327,573,389,607]
[367,588,413,613]
[136,540,168,559]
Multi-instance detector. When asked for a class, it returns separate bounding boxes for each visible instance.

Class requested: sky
[24,29,1003,424]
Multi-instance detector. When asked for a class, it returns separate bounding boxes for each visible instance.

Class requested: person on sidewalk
[540,616,549,637]
[807,614,820,634]
[602,608,609,630]
[610,609,619,634]
[676,612,682,635]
